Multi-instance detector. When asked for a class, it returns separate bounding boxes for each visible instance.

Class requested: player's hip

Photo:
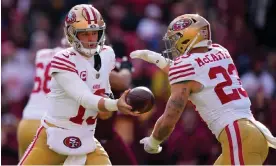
[17,119,42,159]
[23,120,101,154]
[218,119,267,144]
[43,114,97,131]
[217,119,269,165]
[208,110,254,138]
[19,125,108,165]
[17,119,41,140]
[216,116,276,149]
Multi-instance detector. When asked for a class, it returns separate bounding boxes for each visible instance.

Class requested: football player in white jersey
[19,4,136,165]
[131,14,276,165]
[17,44,134,162]
[17,46,63,159]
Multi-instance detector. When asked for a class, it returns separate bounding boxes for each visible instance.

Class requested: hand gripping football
[125,86,155,114]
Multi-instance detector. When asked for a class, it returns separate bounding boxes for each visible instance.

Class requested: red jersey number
[208,63,248,104]
[32,63,51,93]
[69,89,106,125]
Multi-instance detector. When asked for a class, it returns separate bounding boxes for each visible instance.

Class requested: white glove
[130,50,169,69]
[140,136,162,154]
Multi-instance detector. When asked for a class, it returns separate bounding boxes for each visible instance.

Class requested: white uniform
[23,47,63,119]
[44,45,115,130]
[168,44,253,137]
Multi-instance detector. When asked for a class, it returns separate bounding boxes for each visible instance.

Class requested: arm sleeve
[53,72,103,110]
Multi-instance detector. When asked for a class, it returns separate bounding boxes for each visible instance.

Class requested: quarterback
[17,47,137,164]
[131,14,276,165]
[19,4,136,165]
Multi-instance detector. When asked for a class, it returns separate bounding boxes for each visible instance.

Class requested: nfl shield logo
[96,73,100,79]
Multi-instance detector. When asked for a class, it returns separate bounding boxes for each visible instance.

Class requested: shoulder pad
[50,48,78,74]
[169,57,196,85]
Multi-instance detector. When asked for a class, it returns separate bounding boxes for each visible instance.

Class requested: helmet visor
[162,33,181,61]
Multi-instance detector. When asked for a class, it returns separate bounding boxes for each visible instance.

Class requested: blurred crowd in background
[1,0,276,165]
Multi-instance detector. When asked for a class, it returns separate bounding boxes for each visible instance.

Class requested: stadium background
[1,0,276,164]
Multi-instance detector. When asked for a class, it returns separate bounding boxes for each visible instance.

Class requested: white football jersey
[45,45,115,129]
[23,47,63,119]
[169,44,253,137]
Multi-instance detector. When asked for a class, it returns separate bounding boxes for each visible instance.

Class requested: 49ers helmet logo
[172,18,192,31]
[63,136,82,148]
[65,11,76,24]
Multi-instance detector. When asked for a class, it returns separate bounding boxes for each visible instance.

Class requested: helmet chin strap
[81,47,98,57]
[72,31,105,57]
[184,32,199,55]
[77,44,101,57]
[184,32,212,55]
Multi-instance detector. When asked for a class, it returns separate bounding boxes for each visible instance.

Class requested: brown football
[125,86,155,114]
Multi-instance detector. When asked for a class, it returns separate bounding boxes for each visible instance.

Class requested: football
[125,86,155,114]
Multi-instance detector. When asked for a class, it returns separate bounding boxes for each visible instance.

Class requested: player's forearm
[53,72,118,112]
[152,90,188,142]
[152,115,175,142]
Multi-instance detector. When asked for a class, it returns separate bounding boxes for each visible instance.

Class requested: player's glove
[140,136,162,154]
[130,50,170,69]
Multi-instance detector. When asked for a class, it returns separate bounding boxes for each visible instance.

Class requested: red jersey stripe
[169,64,192,71]
[51,65,78,73]
[51,61,76,71]
[169,67,194,77]
[53,56,76,67]
[169,72,195,82]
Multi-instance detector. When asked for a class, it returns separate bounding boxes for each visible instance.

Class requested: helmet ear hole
[182,39,190,44]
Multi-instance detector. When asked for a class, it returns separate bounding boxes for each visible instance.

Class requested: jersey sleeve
[50,50,78,75]
[168,58,197,85]
[101,45,116,71]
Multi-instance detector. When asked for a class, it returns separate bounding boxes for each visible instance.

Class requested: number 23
[208,63,248,104]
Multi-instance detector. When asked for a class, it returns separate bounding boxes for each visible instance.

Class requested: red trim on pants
[234,120,244,165]
[225,125,235,165]
[18,126,44,165]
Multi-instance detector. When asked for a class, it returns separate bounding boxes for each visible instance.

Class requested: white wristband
[149,135,162,147]
[104,98,118,112]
